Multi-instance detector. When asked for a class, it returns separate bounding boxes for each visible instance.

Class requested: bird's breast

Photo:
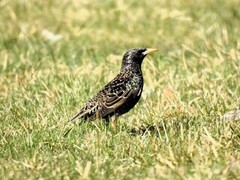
[127,75,143,89]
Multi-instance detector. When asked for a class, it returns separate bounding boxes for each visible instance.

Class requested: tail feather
[70,111,84,122]
[63,111,84,137]
[64,102,98,137]
[63,126,73,137]
[63,118,85,137]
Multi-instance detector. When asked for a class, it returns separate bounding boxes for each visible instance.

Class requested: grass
[0,0,240,179]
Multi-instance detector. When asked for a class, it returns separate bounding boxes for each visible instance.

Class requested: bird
[64,48,157,135]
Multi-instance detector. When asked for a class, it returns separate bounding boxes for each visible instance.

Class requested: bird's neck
[121,63,142,73]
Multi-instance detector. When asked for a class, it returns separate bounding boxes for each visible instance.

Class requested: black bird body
[70,48,157,123]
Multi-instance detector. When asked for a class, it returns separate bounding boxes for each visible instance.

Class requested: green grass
[1,0,240,179]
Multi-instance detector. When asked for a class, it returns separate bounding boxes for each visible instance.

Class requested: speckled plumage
[70,48,157,123]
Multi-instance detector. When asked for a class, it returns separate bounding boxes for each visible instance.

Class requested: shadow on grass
[63,119,165,137]
[128,123,164,136]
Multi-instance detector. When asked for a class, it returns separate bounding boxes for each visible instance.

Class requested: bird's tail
[63,105,97,137]
[63,119,84,137]
[69,111,84,122]
[63,125,73,137]
[63,112,85,137]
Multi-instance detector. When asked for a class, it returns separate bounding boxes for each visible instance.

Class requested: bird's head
[121,48,158,69]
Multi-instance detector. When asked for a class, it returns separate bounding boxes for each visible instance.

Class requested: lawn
[0,0,240,179]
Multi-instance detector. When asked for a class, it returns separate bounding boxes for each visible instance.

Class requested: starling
[66,48,157,133]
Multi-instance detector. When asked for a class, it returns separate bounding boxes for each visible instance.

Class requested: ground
[0,0,240,179]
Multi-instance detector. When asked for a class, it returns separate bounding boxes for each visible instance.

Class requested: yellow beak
[142,48,158,55]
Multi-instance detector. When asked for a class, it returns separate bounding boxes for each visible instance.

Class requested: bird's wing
[100,74,141,117]
[105,89,133,108]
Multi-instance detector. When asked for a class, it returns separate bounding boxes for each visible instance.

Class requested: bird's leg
[111,116,117,130]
